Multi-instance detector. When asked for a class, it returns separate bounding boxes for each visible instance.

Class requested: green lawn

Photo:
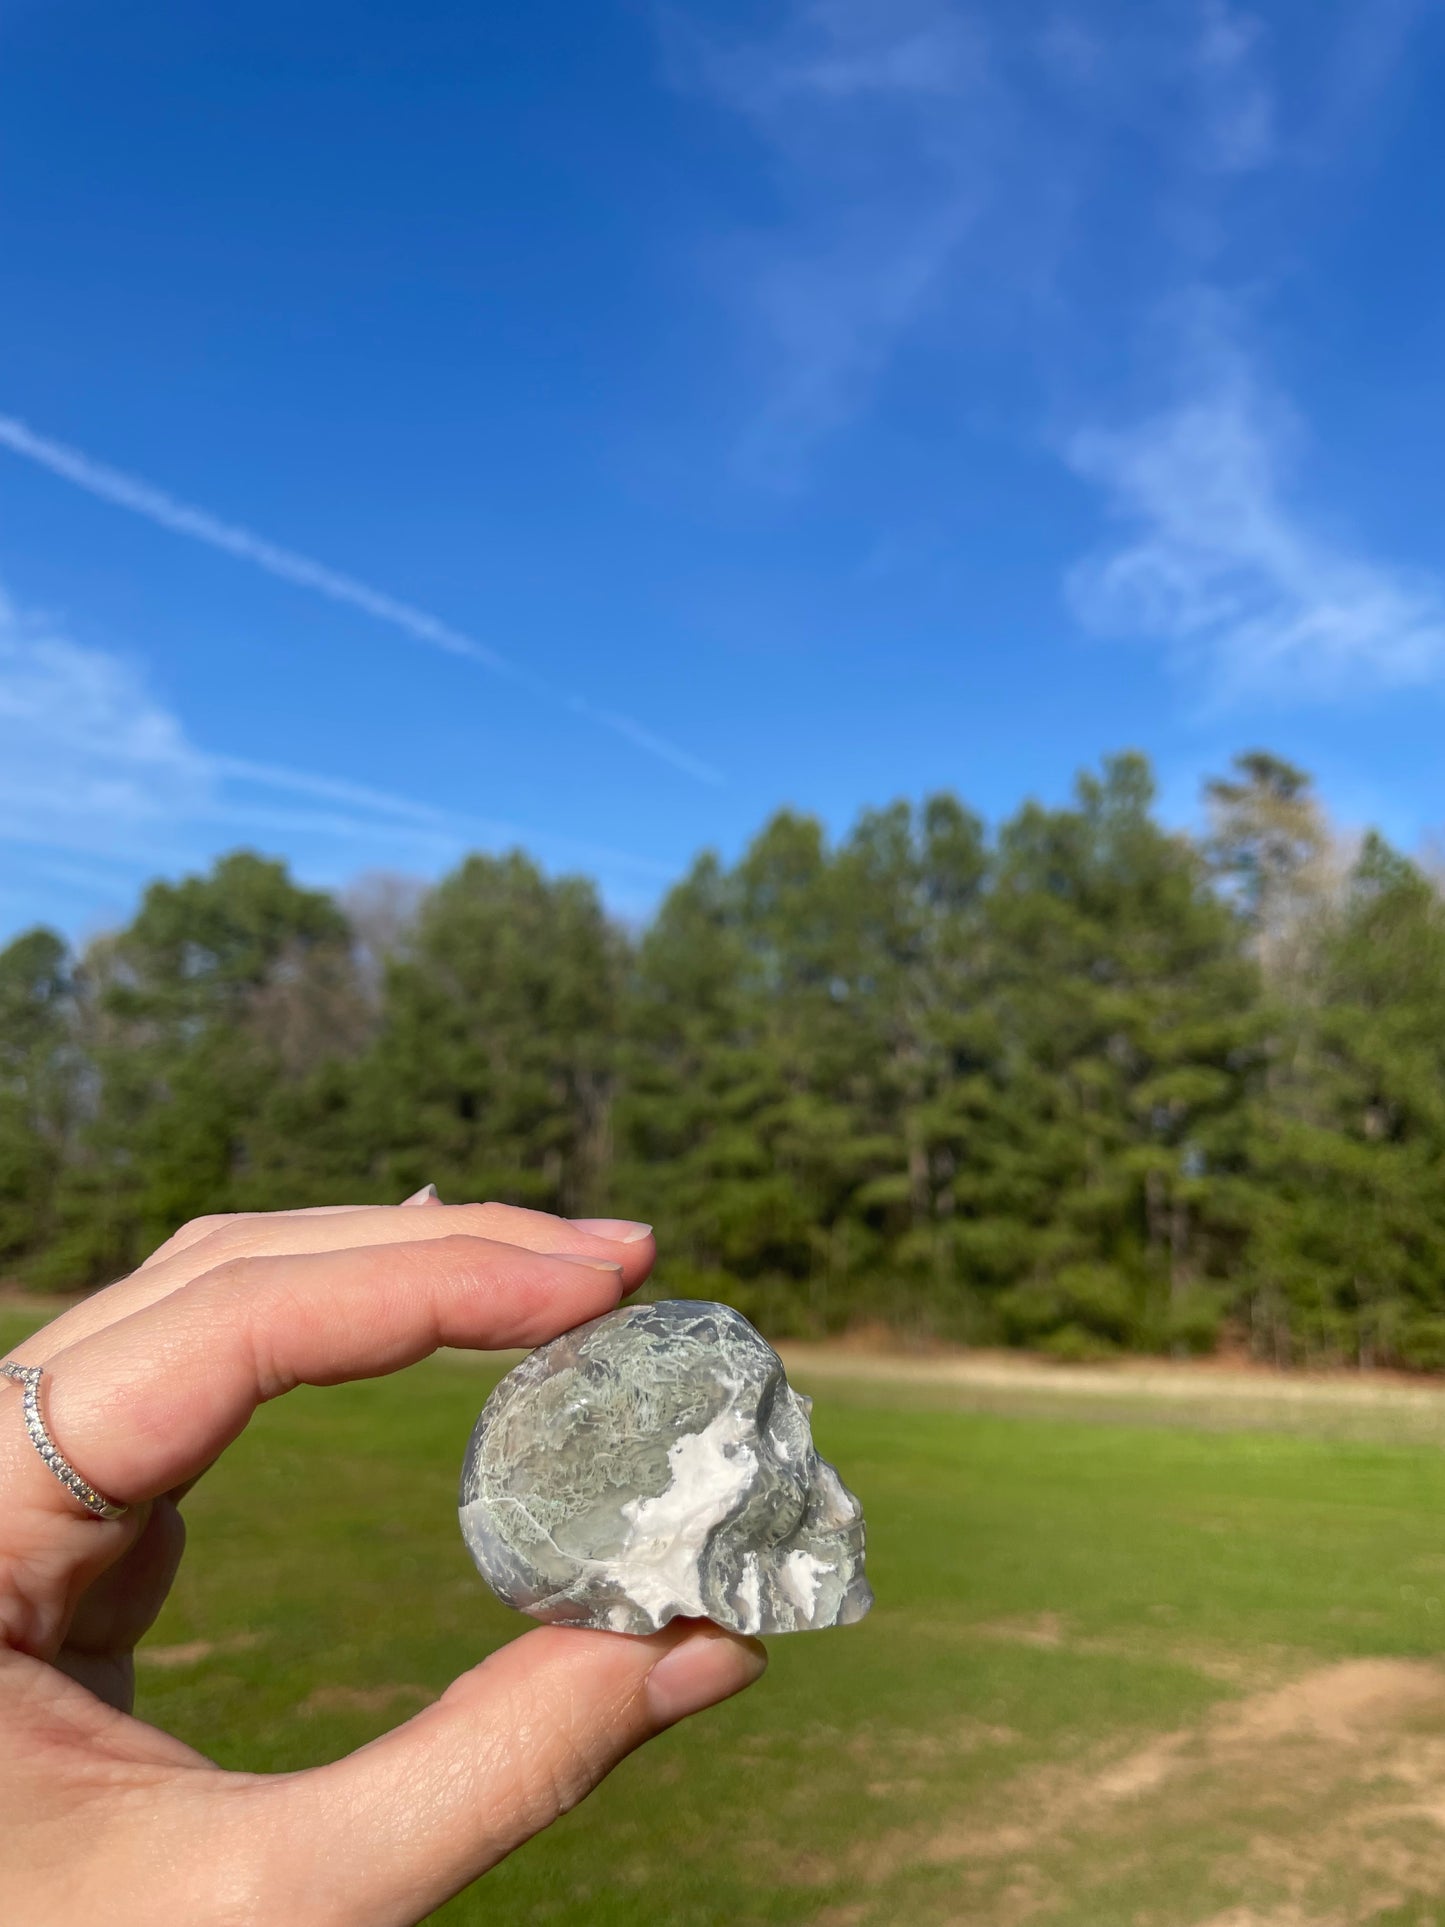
[9,1307,1445,1925]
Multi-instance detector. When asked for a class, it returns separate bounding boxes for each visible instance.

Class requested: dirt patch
[1188,1912,1334,1927]
[977,1612,1071,1650]
[1090,1729,1190,1798]
[300,1682,436,1718]
[138,1632,261,1669]
[776,1851,842,1889]
[971,1611,1290,1690]
[781,1339,1445,1399]
[1214,1659,1445,1748]
[777,1345,1445,1449]
[858,1659,1445,1921]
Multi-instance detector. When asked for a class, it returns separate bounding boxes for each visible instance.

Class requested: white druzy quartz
[458,1300,873,1635]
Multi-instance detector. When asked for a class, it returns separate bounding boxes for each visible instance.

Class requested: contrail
[213,752,677,876]
[0,413,722,786]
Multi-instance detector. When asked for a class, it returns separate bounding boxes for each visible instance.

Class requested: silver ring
[2,1362,129,1520]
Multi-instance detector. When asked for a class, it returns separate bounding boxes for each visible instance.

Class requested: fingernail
[402,1184,441,1206]
[569,1218,653,1244]
[646,1628,767,1729]
[544,1252,625,1274]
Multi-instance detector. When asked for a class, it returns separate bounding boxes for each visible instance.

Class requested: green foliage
[1237,830,1445,1366]
[33,853,361,1281]
[7,750,1445,1369]
[0,927,73,1271]
[351,852,621,1212]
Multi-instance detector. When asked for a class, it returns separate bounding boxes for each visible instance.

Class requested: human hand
[0,1197,766,1925]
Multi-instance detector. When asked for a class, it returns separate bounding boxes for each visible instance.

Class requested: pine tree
[5,752,1444,1371]
[1244,834,1445,1366]
[355,852,621,1212]
[0,928,75,1278]
[43,852,356,1281]
[947,755,1259,1355]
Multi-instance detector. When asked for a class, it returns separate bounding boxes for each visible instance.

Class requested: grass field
[9,1308,1445,1927]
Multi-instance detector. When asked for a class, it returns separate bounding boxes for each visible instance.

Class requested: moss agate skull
[458,1300,873,1636]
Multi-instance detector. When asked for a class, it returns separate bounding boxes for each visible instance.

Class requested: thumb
[250,1620,767,1927]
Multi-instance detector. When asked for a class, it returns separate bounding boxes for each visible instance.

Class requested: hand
[0,1198,766,1925]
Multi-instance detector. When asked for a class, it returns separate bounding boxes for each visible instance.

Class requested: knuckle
[192,1252,273,1302]
[410,1230,496,1282]
[149,1217,252,1275]
[510,1700,622,1831]
[188,1256,308,1401]
[512,1742,592,1832]
[175,1213,245,1254]
[187,1218,258,1261]
[452,1664,615,1838]
[182,1212,237,1239]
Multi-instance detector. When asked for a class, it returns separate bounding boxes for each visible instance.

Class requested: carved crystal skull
[458,1299,873,1635]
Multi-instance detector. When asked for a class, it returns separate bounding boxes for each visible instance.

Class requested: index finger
[2,1234,627,1527]
[19,1202,656,1364]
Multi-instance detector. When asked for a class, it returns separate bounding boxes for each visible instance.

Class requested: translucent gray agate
[458,1300,873,1636]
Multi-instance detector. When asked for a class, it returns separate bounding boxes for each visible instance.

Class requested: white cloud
[668,0,995,479]
[1312,0,1442,151]
[0,414,721,786]
[0,590,673,906]
[0,590,212,855]
[1038,3,1276,173]
[1065,339,1445,696]
[1192,1,1275,174]
[672,0,1292,480]
[700,0,986,110]
[674,0,1445,494]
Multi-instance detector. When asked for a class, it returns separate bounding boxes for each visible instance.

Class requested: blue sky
[3,0,1444,943]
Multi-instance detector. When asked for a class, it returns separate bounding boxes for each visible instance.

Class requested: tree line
[5,749,1445,1368]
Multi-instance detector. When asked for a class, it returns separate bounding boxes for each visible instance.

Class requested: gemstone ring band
[1,1361,129,1520]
